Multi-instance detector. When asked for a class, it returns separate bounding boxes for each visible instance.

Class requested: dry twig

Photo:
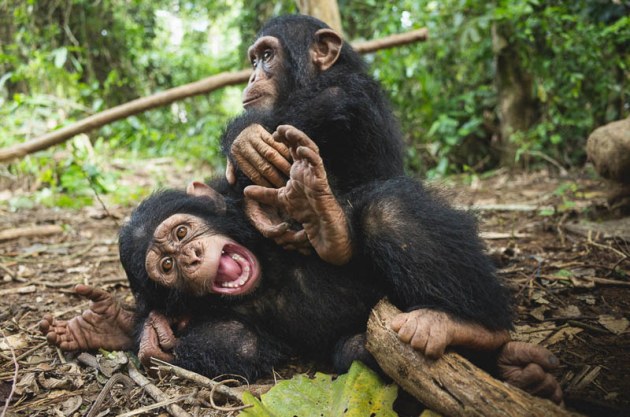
[85,373,135,417]
[150,358,256,402]
[0,329,18,417]
[127,361,192,417]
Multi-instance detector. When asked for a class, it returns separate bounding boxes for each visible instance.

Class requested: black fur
[119,177,512,380]
[118,15,513,380]
[221,15,405,194]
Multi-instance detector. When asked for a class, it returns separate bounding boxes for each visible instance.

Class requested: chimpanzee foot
[498,341,563,405]
[271,125,353,265]
[39,284,135,351]
[390,309,510,359]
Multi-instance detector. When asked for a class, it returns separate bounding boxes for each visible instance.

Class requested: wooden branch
[0,225,63,242]
[366,299,582,417]
[0,28,428,163]
[353,28,428,54]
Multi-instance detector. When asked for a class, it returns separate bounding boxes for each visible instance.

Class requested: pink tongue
[217,254,243,282]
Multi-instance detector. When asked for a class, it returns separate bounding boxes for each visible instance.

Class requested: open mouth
[212,243,260,295]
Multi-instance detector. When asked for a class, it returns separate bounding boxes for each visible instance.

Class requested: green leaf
[239,362,398,417]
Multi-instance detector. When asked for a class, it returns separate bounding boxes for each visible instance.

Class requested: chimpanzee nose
[180,247,202,267]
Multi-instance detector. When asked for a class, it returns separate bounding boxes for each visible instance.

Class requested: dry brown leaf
[15,373,39,396]
[576,294,596,305]
[598,315,629,335]
[531,291,550,305]
[570,276,596,288]
[530,305,548,321]
[546,327,583,346]
[0,333,29,350]
[60,395,83,416]
[512,323,555,344]
[557,305,582,318]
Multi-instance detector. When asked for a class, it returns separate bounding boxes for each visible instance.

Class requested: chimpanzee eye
[161,257,174,272]
[176,225,187,240]
[251,58,257,68]
[262,49,273,62]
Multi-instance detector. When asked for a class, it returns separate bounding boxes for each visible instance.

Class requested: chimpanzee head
[241,14,366,111]
[119,182,263,306]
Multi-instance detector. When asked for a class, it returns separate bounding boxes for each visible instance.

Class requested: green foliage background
[0,0,628,207]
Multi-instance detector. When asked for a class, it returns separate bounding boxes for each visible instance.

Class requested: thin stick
[116,395,190,417]
[15,341,48,362]
[539,274,630,287]
[0,285,37,296]
[208,379,251,412]
[0,329,18,417]
[127,362,192,417]
[150,358,244,402]
[86,373,135,417]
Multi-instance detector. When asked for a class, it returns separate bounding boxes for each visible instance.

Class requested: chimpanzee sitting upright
[221,15,405,258]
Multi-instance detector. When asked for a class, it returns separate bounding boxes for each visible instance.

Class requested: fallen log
[0,28,428,163]
[366,299,582,417]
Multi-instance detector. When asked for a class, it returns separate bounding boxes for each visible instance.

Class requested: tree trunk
[366,299,582,417]
[297,0,343,34]
[492,22,538,168]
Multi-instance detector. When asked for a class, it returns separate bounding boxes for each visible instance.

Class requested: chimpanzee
[221,15,405,256]
[41,129,562,402]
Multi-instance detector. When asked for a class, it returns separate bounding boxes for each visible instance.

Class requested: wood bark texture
[297,0,343,33]
[366,299,582,417]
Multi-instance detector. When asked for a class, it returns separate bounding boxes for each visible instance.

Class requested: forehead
[248,36,282,54]
[153,213,204,237]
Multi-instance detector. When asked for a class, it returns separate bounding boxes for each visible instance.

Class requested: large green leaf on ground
[239,361,398,417]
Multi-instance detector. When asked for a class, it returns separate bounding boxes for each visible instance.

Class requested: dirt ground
[1,165,629,417]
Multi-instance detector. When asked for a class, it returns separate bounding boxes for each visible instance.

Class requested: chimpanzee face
[242,36,285,110]
[144,213,261,297]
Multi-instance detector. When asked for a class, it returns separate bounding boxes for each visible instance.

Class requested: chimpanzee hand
[391,309,510,359]
[497,341,563,405]
[228,124,292,187]
[244,197,313,255]
[244,125,353,265]
[137,311,187,368]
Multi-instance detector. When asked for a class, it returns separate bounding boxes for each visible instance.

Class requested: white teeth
[231,253,245,262]
[220,274,250,289]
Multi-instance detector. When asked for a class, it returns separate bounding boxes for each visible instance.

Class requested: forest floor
[1,163,629,417]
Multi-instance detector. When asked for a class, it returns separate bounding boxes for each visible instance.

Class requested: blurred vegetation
[0,0,628,208]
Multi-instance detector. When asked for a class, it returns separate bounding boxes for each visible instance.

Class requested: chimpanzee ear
[186,181,227,213]
[311,28,343,72]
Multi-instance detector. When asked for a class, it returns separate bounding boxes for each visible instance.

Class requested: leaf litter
[1,168,629,416]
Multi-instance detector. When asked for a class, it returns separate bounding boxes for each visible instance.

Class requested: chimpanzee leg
[172,317,292,381]
[333,333,380,374]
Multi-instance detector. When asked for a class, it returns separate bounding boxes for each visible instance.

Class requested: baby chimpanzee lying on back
[41,126,562,404]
